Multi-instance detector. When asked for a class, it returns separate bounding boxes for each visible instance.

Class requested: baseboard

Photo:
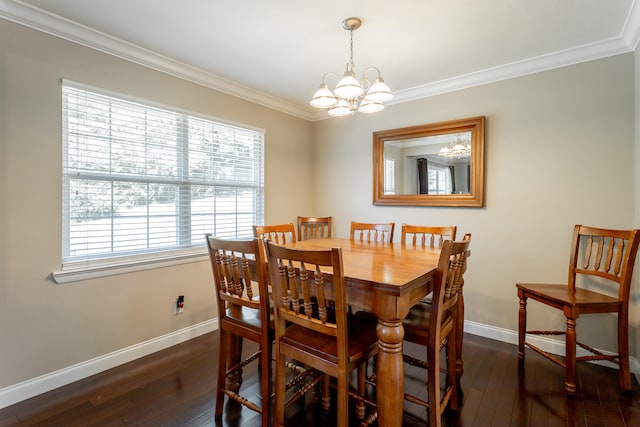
[463,320,640,378]
[0,319,218,409]
[2,318,637,410]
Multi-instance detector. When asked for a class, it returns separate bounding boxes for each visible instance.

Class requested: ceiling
[2,0,640,120]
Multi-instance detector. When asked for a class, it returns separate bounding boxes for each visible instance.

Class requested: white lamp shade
[364,77,393,103]
[328,99,352,117]
[333,71,364,99]
[451,140,466,155]
[358,99,384,114]
[310,83,338,108]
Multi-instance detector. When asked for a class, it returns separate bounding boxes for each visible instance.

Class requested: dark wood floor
[1,331,639,426]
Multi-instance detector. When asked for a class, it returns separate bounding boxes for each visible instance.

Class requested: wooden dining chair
[401,224,464,375]
[297,216,333,240]
[402,234,471,427]
[517,225,640,395]
[350,221,395,243]
[253,222,297,261]
[401,224,457,247]
[265,241,379,427]
[253,222,296,244]
[205,235,272,427]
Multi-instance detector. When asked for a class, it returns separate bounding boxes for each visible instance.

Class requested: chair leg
[259,342,272,427]
[455,293,465,382]
[517,292,527,362]
[274,348,287,427]
[447,326,459,411]
[215,330,227,419]
[564,317,577,395]
[321,374,331,411]
[227,333,243,392]
[427,337,442,427]
[618,311,632,391]
[337,376,349,427]
[356,362,366,420]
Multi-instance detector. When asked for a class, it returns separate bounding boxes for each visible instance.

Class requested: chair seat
[402,302,453,341]
[224,305,274,331]
[517,283,620,309]
[281,314,378,365]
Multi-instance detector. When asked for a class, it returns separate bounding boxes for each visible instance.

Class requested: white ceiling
[2,0,640,120]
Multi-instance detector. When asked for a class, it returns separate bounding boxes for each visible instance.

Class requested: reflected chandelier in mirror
[373,116,485,207]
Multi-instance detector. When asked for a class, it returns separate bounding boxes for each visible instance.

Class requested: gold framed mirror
[373,116,485,207]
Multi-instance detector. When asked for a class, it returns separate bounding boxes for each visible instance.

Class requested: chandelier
[438,136,471,158]
[310,17,393,117]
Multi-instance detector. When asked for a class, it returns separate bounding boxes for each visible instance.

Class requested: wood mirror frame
[373,116,485,207]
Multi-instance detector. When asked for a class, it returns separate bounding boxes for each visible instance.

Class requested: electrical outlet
[174,295,184,315]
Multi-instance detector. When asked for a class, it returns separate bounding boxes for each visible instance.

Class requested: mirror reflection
[383,131,472,195]
[373,116,485,207]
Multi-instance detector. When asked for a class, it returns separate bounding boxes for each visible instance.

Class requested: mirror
[373,116,485,207]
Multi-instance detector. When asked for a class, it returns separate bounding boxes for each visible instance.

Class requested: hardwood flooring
[1,331,639,426]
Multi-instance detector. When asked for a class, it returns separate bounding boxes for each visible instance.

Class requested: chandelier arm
[320,71,341,84]
[360,67,382,91]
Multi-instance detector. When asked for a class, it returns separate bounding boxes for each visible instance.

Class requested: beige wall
[313,53,637,354]
[0,19,314,389]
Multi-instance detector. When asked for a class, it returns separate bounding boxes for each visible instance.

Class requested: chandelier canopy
[310,17,393,117]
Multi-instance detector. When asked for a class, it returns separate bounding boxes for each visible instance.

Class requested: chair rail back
[205,235,269,322]
[298,216,333,240]
[266,241,346,345]
[350,221,395,243]
[401,224,457,248]
[569,225,640,301]
[432,234,472,324]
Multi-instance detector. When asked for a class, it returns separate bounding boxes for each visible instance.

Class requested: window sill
[51,252,209,284]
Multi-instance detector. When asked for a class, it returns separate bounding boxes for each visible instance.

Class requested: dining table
[281,237,449,427]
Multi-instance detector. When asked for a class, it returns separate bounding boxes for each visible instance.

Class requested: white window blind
[384,158,395,194]
[428,163,452,195]
[61,83,264,271]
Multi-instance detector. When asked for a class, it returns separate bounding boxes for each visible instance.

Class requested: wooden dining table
[281,237,443,427]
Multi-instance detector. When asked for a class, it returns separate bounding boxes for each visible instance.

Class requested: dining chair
[297,216,333,240]
[265,240,379,427]
[350,221,395,243]
[205,235,272,427]
[516,225,640,394]
[253,222,297,261]
[401,224,457,247]
[402,234,471,427]
[401,224,464,374]
[253,222,297,244]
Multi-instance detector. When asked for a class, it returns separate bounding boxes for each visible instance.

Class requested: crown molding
[2,0,639,123]
[389,36,634,106]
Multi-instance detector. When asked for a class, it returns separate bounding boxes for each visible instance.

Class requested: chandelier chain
[349,28,355,72]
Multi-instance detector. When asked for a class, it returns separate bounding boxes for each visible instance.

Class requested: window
[60,82,264,275]
[384,158,395,194]
[428,163,452,194]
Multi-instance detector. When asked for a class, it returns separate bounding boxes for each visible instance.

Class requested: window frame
[53,81,264,283]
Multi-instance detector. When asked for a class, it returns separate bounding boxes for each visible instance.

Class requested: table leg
[376,319,404,427]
